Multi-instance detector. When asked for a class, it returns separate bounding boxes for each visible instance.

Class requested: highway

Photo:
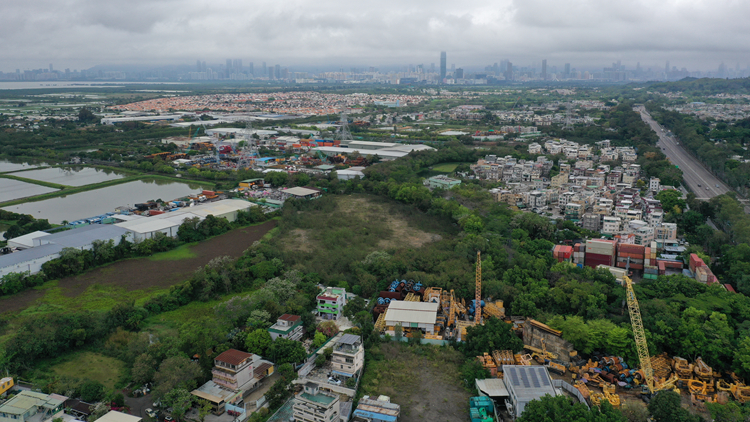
[635,106,731,200]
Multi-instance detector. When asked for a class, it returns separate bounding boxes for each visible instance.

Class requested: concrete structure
[331,334,365,379]
[95,412,141,422]
[424,175,461,190]
[317,287,347,320]
[6,231,50,249]
[352,396,400,422]
[522,319,575,363]
[293,383,340,422]
[582,213,601,232]
[383,301,439,335]
[0,391,66,422]
[502,365,557,418]
[268,314,303,341]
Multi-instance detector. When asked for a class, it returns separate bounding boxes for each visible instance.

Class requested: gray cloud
[1,0,747,72]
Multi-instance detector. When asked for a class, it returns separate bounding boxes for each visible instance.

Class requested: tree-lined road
[636,106,731,200]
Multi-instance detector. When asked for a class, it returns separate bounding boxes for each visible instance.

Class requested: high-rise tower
[440,51,447,82]
[541,59,547,80]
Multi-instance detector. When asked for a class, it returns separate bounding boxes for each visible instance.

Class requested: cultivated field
[359,342,470,422]
[0,220,276,314]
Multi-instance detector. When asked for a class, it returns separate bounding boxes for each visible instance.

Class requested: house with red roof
[268,314,303,341]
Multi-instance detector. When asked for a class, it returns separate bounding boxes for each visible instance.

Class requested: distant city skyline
[2,0,749,74]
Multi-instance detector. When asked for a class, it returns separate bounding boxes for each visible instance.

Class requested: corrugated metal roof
[337,334,361,345]
[37,224,130,248]
[475,378,509,398]
[96,411,142,422]
[384,301,439,325]
[0,243,63,269]
[7,230,50,248]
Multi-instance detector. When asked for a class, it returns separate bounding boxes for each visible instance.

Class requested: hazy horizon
[2,0,749,73]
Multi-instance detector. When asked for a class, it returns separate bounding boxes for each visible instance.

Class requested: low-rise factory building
[383,301,439,335]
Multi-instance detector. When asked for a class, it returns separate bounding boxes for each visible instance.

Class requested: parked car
[164,416,174,422]
[145,409,156,418]
[328,377,341,386]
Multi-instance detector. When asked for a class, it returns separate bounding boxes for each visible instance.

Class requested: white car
[328,377,342,386]
[145,409,156,418]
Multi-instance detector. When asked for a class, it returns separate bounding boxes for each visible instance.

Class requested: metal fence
[553,379,589,409]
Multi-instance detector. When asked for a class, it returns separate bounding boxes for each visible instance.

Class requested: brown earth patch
[0,220,276,314]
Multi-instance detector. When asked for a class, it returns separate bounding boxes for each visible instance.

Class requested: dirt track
[0,220,276,314]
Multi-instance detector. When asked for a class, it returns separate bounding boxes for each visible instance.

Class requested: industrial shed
[502,365,557,418]
[6,231,50,249]
[383,301,439,335]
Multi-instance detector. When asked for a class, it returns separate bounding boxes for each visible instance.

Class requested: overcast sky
[2,0,749,72]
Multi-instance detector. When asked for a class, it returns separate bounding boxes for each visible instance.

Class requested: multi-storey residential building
[582,213,601,232]
[551,173,569,187]
[654,223,677,246]
[634,225,655,246]
[331,334,365,378]
[647,211,664,226]
[565,203,583,220]
[602,216,621,235]
[649,177,661,193]
[268,314,303,341]
[526,191,546,209]
[317,287,347,320]
[212,349,257,392]
[528,143,542,154]
[293,383,340,422]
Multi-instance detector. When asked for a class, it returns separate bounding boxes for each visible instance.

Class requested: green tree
[518,394,626,422]
[463,317,523,357]
[343,296,367,319]
[267,338,306,366]
[245,329,272,356]
[163,388,193,422]
[78,380,105,402]
[153,356,203,399]
[313,331,327,349]
[648,390,700,422]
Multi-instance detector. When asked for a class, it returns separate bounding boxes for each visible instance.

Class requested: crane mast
[624,276,654,393]
[475,251,482,325]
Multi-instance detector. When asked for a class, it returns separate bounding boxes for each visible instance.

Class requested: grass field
[50,351,125,389]
[271,194,454,283]
[432,162,461,173]
[149,243,198,261]
[360,342,470,422]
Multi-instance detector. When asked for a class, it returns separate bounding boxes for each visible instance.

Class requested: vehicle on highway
[698,184,701,187]
[716,184,720,188]
[707,187,710,190]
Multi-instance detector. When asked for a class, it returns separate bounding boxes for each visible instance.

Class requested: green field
[51,352,125,389]
[149,243,198,261]
[432,163,459,173]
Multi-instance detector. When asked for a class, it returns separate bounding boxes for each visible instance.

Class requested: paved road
[635,106,731,200]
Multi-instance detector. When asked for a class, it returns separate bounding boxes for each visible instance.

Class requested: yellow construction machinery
[423,287,442,303]
[623,276,656,395]
[694,357,713,383]
[493,350,515,367]
[514,353,533,366]
[374,312,386,333]
[404,292,420,302]
[673,357,694,381]
[602,383,621,407]
[483,300,505,320]
[575,380,591,401]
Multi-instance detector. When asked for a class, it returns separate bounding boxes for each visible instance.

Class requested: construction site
[369,252,750,421]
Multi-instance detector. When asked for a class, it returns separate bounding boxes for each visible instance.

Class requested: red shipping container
[149,210,165,216]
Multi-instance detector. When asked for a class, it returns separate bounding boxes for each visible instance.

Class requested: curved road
[635,106,731,200]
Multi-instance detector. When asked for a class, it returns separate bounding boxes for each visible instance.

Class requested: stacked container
[573,243,585,265]
[585,239,617,268]
[689,253,706,274]
[643,265,658,280]
[553,245,574,263]
[616,244,645,270]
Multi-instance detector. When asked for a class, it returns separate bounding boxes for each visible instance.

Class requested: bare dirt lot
[360,342,470,422]
[0,220,276,314]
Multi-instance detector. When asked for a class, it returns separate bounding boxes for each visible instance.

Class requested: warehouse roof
[36,224,130,248]
[7,230,50,249]
[96,411,142,422]
[384,301,439,325]
[502,365,556,406]
[284,187,320,197]
[0,243,63,269]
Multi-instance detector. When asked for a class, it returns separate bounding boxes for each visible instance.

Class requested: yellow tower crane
[624,276,655,394]
[475,251,482,326]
